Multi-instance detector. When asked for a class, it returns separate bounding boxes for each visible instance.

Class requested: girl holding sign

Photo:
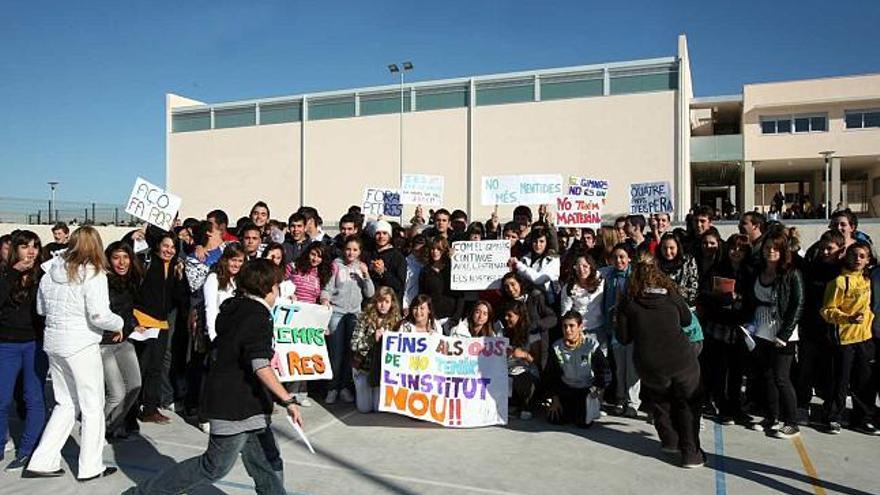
[350,287,402,413]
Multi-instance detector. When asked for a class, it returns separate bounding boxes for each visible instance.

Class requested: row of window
[172,69,678,132]
[760,109,880,135]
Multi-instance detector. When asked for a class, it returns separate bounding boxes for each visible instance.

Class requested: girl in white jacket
[509,231,560,305]
[25,226,123,482]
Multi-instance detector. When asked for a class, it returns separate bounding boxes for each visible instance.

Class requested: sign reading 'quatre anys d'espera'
[270,302,333,382]
[124,177,182,231]
[629,181,674,215]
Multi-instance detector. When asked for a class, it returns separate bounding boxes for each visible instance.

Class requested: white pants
[28,345,106,479]
[352,369,380,413]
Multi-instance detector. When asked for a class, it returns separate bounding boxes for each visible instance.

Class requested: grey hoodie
[321,259,375,314]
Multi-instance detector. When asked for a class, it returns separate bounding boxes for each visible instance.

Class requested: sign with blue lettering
[629,181,674,215]
[481,174,562,206]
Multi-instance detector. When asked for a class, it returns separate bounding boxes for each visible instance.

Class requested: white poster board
[629,181,674,215]
[124,177,182,231]
[481,174,562,206]
[270,302,333,382]
[450,240,510,291]
[401,174,444,207]
[380,333,508,427]
[362,187,402,218]
[556,177,608,228]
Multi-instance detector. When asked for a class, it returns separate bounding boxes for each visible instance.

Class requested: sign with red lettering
[555,176,608,228]
[270,302,333,382]
[379,333,508,427]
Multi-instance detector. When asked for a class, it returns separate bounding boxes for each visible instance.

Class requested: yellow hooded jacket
[820,270,873,345]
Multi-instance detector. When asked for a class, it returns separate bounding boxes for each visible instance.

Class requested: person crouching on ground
[545,311,610,428]
[124,259,303,495]
[616,260,704,468]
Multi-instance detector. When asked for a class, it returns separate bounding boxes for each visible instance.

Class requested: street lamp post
[819,151,835,220]
[388,62,413,190]
[47,181,59,224]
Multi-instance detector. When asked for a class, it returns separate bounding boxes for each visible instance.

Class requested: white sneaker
[198,422,210,434]
[340,389,355,403]
[325,390,339,404]
[295,396,313,407]
[519,411,533,421]
[3,435,12,453]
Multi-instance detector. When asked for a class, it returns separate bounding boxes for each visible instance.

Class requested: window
[360,92,412,116]
[760,114,827,134]
[260,102,301,124]
[416,86,469,111]
[609,66,678,94]
[214,106,256,129]
[308,97,355,120]
[171,111,211,132]
[845,109,880,129]
[475,79,534,106]
[540,72,604,101]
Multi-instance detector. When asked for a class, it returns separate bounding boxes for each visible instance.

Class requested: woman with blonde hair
[25,226,123,481]
[350,286,402,413]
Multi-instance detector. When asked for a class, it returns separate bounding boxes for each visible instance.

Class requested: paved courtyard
[0,402,876,495]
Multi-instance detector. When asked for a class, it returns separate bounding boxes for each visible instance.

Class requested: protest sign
[450,240,510,291]
[481,174,562,205]
[401,174,444,207]
[125,177,182,231]
[629,181,674,215]
[379,333,508,427]
[362,187,402,218]
[556,177,608,228]
[271,302,333,382]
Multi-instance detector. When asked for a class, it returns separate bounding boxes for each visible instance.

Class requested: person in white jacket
[560,254,606,348]
[24,226,123,481]
[509,231,560,305]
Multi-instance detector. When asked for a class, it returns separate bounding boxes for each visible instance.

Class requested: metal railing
[0,197,139,226]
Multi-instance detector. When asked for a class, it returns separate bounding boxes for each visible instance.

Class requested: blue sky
[1,0,878,204]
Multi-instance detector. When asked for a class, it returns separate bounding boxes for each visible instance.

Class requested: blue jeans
[327,312,356,392]
[0,340,48,457]
[126,427,284,495]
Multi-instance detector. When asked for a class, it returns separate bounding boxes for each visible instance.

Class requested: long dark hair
[425,237,450,271]
[6,230,43,305]
[500,271,531,301]
[105,241,143,293]
[403,294,437,330]
[293,243,333,288]
[502,300,531,348]
[215,243,247,291]
[565,254,601,295]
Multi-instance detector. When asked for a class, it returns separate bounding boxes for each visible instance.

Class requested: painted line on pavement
[791,435,827,495]
[713,422,727,495]
[303,408,360,437]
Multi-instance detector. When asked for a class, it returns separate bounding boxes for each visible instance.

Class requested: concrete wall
[167,90,677,225]
[743,74,880,161]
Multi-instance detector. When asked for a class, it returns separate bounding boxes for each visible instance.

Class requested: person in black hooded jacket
[617,260,703,469]
[125,259,302,495]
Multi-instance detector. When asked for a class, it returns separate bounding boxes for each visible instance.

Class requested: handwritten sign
[630,181,673,215]
[362,188,402,218]
[124,177,182,231]
[481,174,562,206]
[556,177,608,228]
[270,302,333,382]
[401,174,444,207]
[380,333,508,427]
[450,240,510,291]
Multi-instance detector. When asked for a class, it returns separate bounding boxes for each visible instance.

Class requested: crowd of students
[1,200,879,486]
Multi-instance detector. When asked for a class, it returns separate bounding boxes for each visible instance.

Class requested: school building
[166,34,880,223]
